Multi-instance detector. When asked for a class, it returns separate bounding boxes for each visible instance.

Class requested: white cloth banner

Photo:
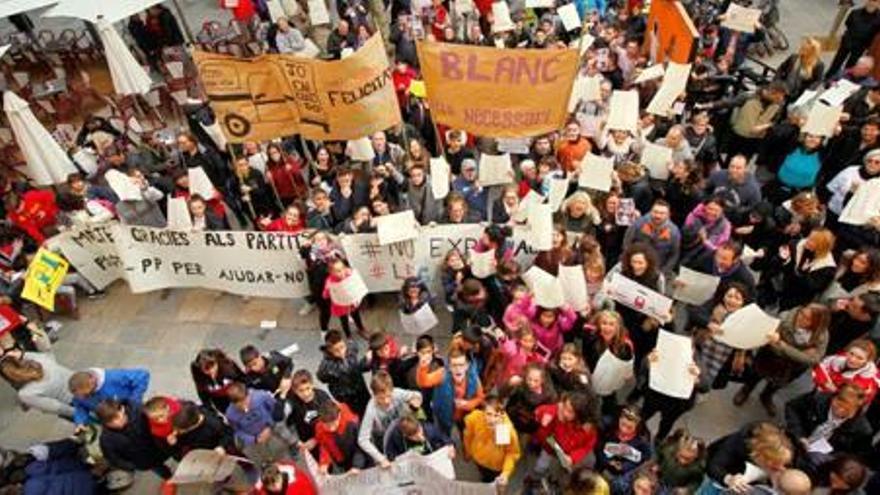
[50,223,541,298]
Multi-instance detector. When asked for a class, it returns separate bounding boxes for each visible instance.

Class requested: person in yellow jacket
[462,394,521,486]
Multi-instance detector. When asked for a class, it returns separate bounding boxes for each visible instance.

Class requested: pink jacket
[323,270,359,317]
[530,306,577,354]
[498,337,549,386]
[503,295,537,333]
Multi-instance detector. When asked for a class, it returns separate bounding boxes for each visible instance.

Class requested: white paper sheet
[187,167,217,199]
[558,3,581,31]
[578,153,614,191]
[605,272,673,322]
[247,152,267,175]
[527,202,553,251]
[742,462,768,484]
[807,437,834,455]
[802,102,843,137]
[634,64,665,84]
[346,137,375,161]
[478,153,513,186]
[497,137,531,154]
[526,0,555,7]
[492,2,515,32]
[400,303,439,335]
[523,266,565,308]
[166,61,184,79]
[839,177,880,225]
[328,270,368,306]
[716,303,779,350]
[819,79,860,107]
[606,90,639,132]
[470,249,497,278]
[640,141,673,180]
[166,197,192,230]
[494,423,512,445]
[722,3,762,33]
[429,156,450,199]
[307,0,330,25]
[376,210,419,245]
[547,177,569,212]
[673,267,720,306]
[792,89,818,109]
[649,330,695,399]
[647,62,691,116]
[105,169,142,201]
[569,34,595,55]
[513,190,543,223]
[592,349,634,396]
[558,264,588,311]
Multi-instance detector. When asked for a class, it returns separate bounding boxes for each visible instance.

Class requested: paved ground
[0,0,847,491]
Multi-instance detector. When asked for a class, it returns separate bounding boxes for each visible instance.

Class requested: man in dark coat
[784,385,874,462]
[96,400,171,478]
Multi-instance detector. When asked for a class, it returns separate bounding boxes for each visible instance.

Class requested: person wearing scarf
[813,339,879,406]
[826,148,880,222]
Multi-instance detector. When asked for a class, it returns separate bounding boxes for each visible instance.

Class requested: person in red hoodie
[312,400,369,474]
[392,61,417,108]
[6,188,58,244]
[143,396,182,452]
[252,461,318,495]
[532,391,600,480]
[322,258,368,339]
[261,205,305,234]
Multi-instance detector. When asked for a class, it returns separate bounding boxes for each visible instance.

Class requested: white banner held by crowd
[605,272,672,322]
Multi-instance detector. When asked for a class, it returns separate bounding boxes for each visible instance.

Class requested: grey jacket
[18,352,75,418]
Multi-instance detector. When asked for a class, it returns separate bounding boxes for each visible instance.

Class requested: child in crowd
[440,248,471,311]
[225,382,291,465]
[316,330,371,416]
[190,349,245,414]
[533,392,600,477]
[497,327,549,386]
[313,401,367,474]
[284,369,333,454]
[323,258,369,339]
[365,331,406,385]
[548,343,592,394]
[531,304,577,354]
[416,346,485,436]
[502,283,536,335]
[68,367,150,428]
[503,363,557,436]
[357,371,423,468]
[383,414,453,461]
[463,394,521,486]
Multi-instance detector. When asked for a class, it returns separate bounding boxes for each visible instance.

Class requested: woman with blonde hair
[775,37,824,101]
[778,227,837,310]
[557,191,601,235]
[701,422,800,494]
[0,350,74,419]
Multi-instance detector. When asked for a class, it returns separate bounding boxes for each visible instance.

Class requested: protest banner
[417,41,579,137]
[22,248,70,311]
[194,34,401,143]
[605,272,673,322]
[48,222,541,299]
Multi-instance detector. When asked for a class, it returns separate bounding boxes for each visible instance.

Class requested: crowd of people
[2,0,880,494]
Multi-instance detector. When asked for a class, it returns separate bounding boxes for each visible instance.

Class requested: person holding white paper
[582,311,635,407]
[557,192,602,235]
[451,159,488,220]
[783,384,873,461]
[534,226,576,277]
[323,258,369,339]
[642,343,701,441]
[702,422,798,493]
[557,121,592,174]
[597,128,638,168]
[694,283,757,391]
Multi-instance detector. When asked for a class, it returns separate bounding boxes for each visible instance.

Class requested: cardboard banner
[22,248,70,311]
[194,34,401,143]
[417,41,579,137]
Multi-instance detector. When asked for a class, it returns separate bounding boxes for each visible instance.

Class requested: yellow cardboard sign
[22,248,69,311]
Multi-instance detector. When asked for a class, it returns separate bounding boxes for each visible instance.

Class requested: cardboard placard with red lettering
[416,41,579,137]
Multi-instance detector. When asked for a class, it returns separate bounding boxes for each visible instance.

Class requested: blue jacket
[778,148,821,189]
[451,177,488,220]
[225,389,278,447]
[432,362,479,435]
[72,368,150,426]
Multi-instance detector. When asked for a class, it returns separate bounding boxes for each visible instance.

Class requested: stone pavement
[0,0,846,491]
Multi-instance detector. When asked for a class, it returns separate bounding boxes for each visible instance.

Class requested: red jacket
[250,461,318,495]
[264,217,304,234]
[313,402,360,467]
[533,403,598,465]
[813,353,879,405]
[147,396,181,440]
[392,67,417,107]
[9,189,58,244]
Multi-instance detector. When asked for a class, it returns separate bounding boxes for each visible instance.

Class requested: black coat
[286,388,334,442]
[784,392,874,460]
[244,351,293,393]
[175,407,237,459]
[190,352,246,413]
[705,422,814,483]
[99,406,169,471]
[181,148,231,196]
[316,342,371,415]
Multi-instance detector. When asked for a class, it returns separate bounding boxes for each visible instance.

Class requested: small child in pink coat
[497,327,550,386]
[502,283,537,336]
[323,258,369,339]
[530,305,577,354]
